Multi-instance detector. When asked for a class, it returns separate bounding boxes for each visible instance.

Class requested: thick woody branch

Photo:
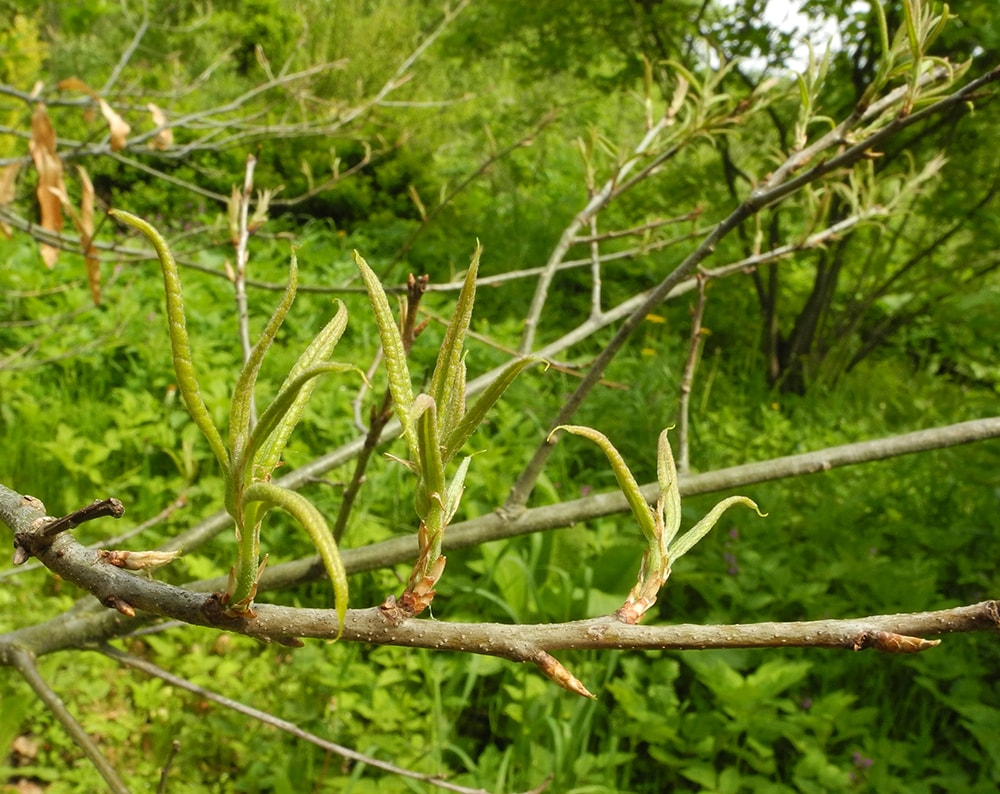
[1,416,997,674]
[6,516,999,693]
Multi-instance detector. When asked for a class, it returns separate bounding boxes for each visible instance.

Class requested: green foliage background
[1,1,999,792]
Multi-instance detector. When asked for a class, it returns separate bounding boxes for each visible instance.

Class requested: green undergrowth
[2,225,999,792]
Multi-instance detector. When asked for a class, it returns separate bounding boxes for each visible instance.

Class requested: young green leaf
[229,254,299,469]
[250,302,351,477]
[442,357,544,462]
[548,425,658,541]
[242,481,348,637]
[246,361,359,478]
[353,250,416,451]
[670,495,764,560]
[109,209,229,472]
[429,244,480,429]
[413,395,445,522]
[656,428,683,548]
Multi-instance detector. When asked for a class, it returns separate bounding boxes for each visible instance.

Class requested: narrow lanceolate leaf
[549,425,658,541]
[353,250,416,451]
[442,357,544,462]
[669,495,764,561]
[230,255,299,469]
[110,209,229,472]
[442,455,473,526]
[413,395,445,521]
[429,244,481,426]
[656,428,683,547]
[438,355,467,447]
[250,301,350,477]
[243,481,348,637]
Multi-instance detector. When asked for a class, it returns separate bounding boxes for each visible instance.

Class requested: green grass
[2,220,999,793]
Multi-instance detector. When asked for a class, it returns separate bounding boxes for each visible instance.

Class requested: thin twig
[588,213,602,319]
[100,9,149,95]
[156,740,180,794]
[676,273,708,473]
[9,647,131,794]
[503,64,1000,512]
[518,111,675,354]
[98,644,508,794]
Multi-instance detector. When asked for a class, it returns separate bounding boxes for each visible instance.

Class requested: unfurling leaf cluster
[549,425,765,623]
[354,246,542,616]
[109,209,354,633]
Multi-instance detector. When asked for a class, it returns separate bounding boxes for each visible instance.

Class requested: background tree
[1,1,999,792]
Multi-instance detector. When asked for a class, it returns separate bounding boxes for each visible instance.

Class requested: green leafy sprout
[548,425,765,622]
[354,246,542,615]
[110,209,355,633]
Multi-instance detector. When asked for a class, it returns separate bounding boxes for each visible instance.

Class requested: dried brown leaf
[57,76,95,96]
[77,166,100,305]
[147,103,173,150]
[0,161,20,204]
[29,104,65,268]
[99,98,130,151]
[60,80,132,151]
[0,162,20,238]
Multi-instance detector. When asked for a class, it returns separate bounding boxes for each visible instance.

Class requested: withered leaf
[29,104,65,268]
[147,103,173,150]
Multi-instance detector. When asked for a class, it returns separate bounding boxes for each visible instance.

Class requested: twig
[156,740,180,794]
[100,9,149,95]
[17,525,1000,676]
[676,273,708,473]
[1,417,999,673]
[503,64,1000,512]
[9,647,131,794]
[98,644,507,794]
[39,498,126,538]
[518,111,676,354]
[571,214,697,244]
[588,213,602,319]
[232,154,257,382]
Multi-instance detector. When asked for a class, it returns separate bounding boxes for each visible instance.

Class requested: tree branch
[8,646,131,794]
[97,644,510,794]
[3,409,999,695]
[8,524,999,694]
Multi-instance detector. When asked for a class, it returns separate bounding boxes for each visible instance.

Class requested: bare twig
[156,740,180,794]
[12,525,1000,681]
[100,10,149,95]
[8,647,131,794]
[504,64,1000,512]
[99,644,509,794]
[232,154,257,378]
[518,111,677,354]
[587,213,602,319]
[676,273,708,473]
